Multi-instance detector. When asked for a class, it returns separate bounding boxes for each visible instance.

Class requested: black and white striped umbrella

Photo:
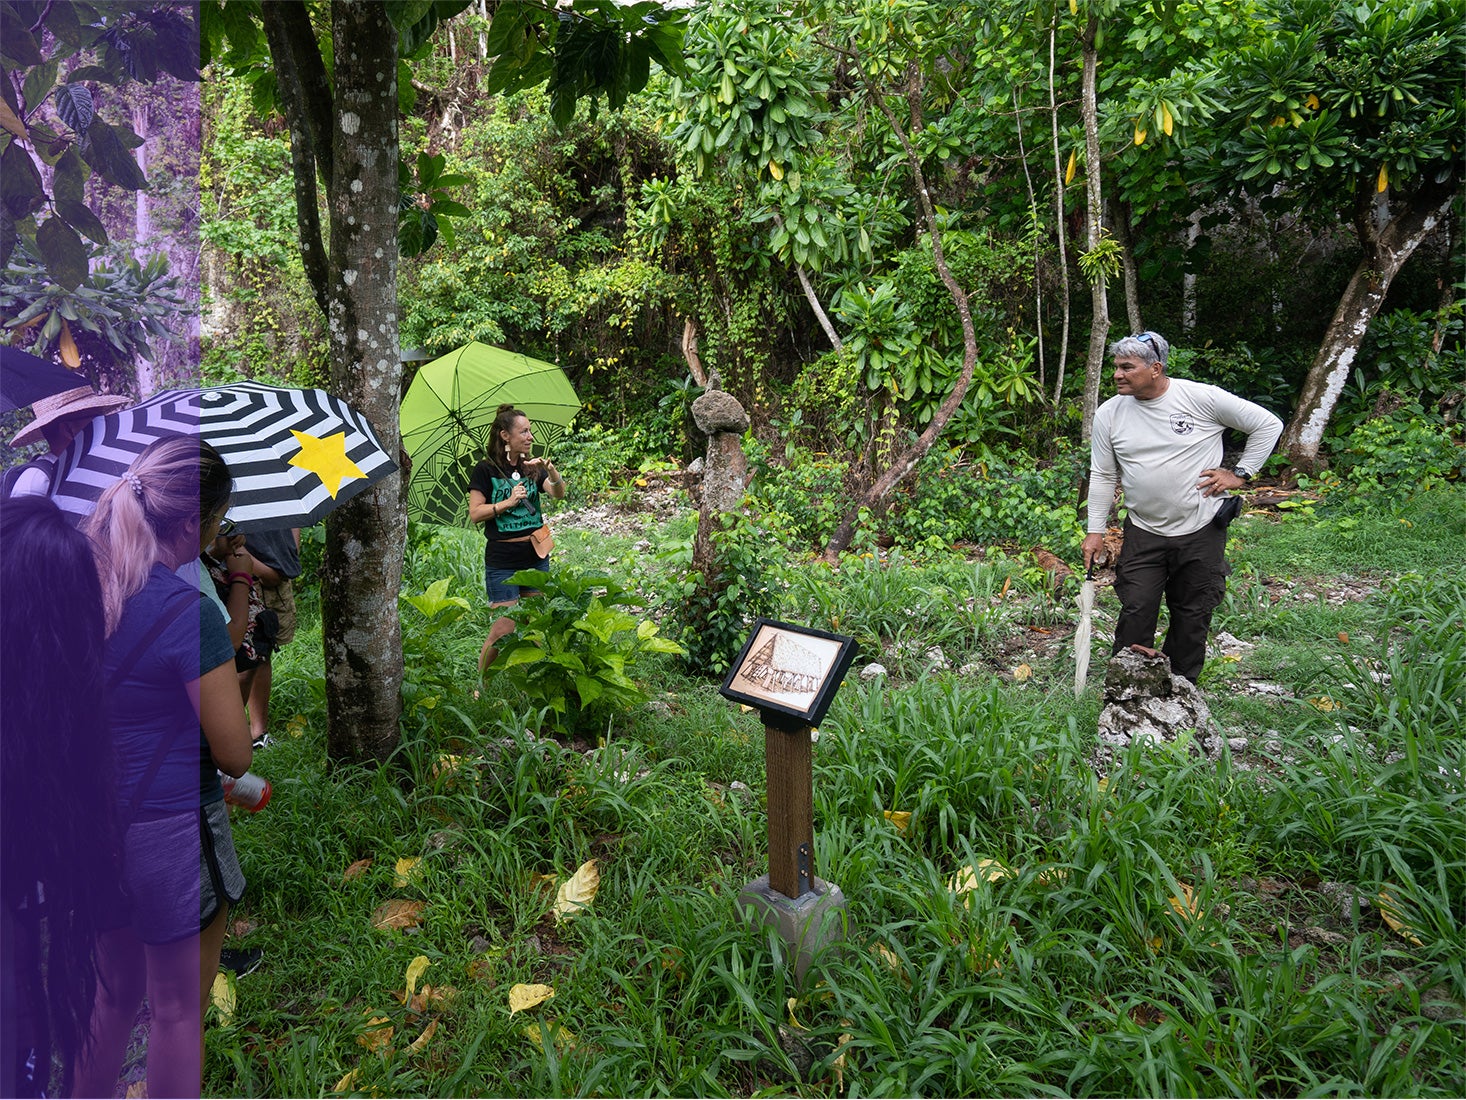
[50,382,397,529]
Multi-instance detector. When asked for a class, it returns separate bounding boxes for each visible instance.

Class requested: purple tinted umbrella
[0,346,87,414]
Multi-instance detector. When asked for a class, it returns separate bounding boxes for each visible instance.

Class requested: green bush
[1337,409,1464,495]
[659,511,782,677]
[886,444,1086,552]
[487,565,684,733]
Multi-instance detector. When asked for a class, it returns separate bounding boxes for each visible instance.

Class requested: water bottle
[221,771,271,812]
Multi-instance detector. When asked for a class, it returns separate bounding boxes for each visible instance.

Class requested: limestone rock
[859,662,888,681]
[1091,648,1223,772]
[691,389,750,435]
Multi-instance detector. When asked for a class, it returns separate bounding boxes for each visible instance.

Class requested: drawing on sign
[727,623,845,712]
[742,634,822,695]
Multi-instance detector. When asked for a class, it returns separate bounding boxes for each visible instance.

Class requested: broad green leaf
[502,647,545,668]
[82,119,148,190]
[36,215,88,291]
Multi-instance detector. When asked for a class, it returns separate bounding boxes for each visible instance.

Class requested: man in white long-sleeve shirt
[1080,331,1283,683]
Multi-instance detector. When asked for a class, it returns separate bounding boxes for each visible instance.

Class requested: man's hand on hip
[1198,467,1246,497]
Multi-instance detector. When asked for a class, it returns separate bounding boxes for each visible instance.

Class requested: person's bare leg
[72,926,146,1097]
[236,665,257,706]
[142,905,228,1098]
[247,659,272,742]
[475,613,519,697]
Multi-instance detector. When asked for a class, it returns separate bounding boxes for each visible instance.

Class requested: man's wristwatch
[1231,466,1254,483]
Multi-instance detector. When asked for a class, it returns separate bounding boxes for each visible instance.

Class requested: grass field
[207,487,1466,1097]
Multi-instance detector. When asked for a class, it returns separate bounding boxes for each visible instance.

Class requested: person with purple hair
[1,496,118,1097]
[69,436,252,1097]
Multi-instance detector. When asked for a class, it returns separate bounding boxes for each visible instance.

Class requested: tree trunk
[1048,16,1071,404]
[1078,15,1109,443]
[1281,181,1457,471]
[319,1,405,763]
[796,265,842,352]
[1181,207,1201,336]
[1012,86,1045,391]
[822,57,978,560]
[1111,197,1141,334]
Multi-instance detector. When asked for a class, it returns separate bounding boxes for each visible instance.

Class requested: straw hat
[10,385,131,447]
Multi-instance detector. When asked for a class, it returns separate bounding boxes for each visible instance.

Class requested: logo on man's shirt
[1169,413,1195,435]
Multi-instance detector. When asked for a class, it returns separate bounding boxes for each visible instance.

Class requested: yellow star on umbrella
[288,429,366,497]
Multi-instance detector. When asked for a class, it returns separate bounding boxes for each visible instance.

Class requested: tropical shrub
[488,566,684,733]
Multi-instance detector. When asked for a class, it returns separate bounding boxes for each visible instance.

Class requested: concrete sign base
[737,874,848,982]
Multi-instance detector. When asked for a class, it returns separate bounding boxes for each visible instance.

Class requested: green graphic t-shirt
[469,459,547,567]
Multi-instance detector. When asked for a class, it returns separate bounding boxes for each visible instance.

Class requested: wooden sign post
[764,718,814,898]
[722,620,855,978]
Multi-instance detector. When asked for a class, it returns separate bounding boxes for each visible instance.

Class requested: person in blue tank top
[71,436,252,1098]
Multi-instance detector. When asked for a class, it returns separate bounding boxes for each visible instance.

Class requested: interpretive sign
[721,620,855,902]
[719,619,856,730]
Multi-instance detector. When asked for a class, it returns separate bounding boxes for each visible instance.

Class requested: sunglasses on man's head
[1131,332,1156,346]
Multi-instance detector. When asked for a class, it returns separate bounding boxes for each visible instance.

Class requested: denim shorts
[485,557,548,604]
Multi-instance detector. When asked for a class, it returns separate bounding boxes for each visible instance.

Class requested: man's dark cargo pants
[1111,516,1230,683]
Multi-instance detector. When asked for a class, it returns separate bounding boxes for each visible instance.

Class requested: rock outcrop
[1091,647,1223,772]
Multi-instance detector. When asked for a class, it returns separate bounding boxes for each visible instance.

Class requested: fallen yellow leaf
[1308,696,1339,712]
[1013,663,1032,681]
[1168,882,1203,922]
[883,810,911,833]
[524,1020,576,1049]
[393,857,422,888]
[1379,889,1424,947]
[430,754,465,780]
[1338,631,1349,644]
[210,971,235,1027]
[357,1013,393,1052]
[999,576,1011,599]
[286,714,308,738]
[400,983,457,1013]
[553,859,600,920]
[949,859,1010,895]
[872,942,902,974]
[833,1031,853,1091]
[786,996,804,1029]
[407,1018,438,1054]
[370,899,425,930]
[334,1068,360,1093]
[404,955,430,1001]
[1097,776,1110,793]
[343,857,374,883]
[508,983,555,1015]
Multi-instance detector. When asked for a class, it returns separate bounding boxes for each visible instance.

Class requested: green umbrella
[400,341,581,526]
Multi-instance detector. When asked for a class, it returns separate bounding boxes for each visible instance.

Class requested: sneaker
[219,947,263,977]
[251,733,273,750]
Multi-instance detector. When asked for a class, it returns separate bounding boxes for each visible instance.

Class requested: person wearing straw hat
[3,384,130,499]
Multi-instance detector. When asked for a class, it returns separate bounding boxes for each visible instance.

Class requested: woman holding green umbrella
[468,404,568,678]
